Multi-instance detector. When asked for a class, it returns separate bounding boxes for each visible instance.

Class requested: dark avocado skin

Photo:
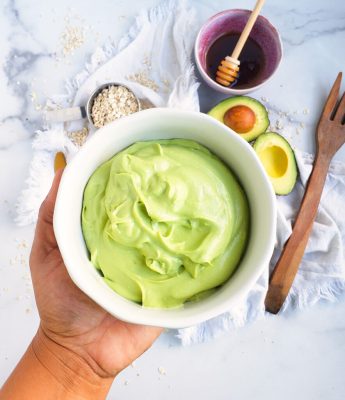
[207,96,269,142]
[253,132,298,195]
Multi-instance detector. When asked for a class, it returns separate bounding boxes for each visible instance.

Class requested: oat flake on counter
[67,126,89,147]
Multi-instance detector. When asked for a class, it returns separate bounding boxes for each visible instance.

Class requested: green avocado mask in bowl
[81,139,249,309]
[53,108,276,328]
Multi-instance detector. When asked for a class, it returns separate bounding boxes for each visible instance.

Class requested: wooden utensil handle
[265,153,331,314]
[231,0,265,60]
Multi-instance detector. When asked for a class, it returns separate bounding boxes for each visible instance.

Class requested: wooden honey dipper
[216,0,266,87]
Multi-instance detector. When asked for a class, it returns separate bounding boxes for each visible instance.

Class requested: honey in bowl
[206,33,266,89]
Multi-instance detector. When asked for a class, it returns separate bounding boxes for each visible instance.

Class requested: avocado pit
[208,96,269,142]
[223,105,256,134]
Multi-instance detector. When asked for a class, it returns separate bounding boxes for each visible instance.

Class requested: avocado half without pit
[208,96,269,142]
[253,132,298,195]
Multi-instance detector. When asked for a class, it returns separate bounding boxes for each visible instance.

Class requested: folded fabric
[16,0,200,226]
[15,0,345,346]
[178,150,345,345]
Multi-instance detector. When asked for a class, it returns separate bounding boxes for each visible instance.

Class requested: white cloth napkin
[16,0,345,345]
[179,151,345,344]
[16,0,199,226]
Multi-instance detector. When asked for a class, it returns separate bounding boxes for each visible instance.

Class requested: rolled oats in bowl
[90,84,140,128]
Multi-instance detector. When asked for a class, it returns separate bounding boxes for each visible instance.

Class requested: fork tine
[334,90,345,123]
[320,72,342,120]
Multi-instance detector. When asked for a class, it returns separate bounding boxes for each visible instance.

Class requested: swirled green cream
[82,139,249,308]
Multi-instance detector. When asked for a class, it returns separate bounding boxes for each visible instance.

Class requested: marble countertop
[1,0,345,399]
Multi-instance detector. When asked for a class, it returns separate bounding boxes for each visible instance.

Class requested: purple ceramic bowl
[195,9,283,95]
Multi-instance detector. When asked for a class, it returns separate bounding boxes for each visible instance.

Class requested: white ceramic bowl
[54,108,276,329]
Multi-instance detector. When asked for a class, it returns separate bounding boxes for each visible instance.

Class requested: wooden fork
[265,72,345,314]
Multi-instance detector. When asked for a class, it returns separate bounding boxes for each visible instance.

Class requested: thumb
[38,169,64,226]
[31,169,64,262]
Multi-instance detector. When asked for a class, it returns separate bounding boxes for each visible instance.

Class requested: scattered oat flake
[67,127,89,147]
[303,108,310,115]
[300,122,305,128]
[126,71,159,92]
[124,380,129,386]
[142,55,151,68]
[158,366,167,375]
[261,96,269,102]
[16,239,28,249]
[25,308,31,314]
[275,120,283,130]
[61,23,85,57]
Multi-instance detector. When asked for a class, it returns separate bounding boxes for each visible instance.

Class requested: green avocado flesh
[208,96,269,141]
[253,132,298,195]
[82,139,250,308]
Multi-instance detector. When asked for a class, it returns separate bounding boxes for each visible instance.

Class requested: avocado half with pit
[253,132,298,195]
[208,96,269,142]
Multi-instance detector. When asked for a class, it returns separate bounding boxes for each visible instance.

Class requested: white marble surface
[1,0,345,399]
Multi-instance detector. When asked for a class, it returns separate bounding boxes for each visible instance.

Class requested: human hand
[30,170,162,385]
